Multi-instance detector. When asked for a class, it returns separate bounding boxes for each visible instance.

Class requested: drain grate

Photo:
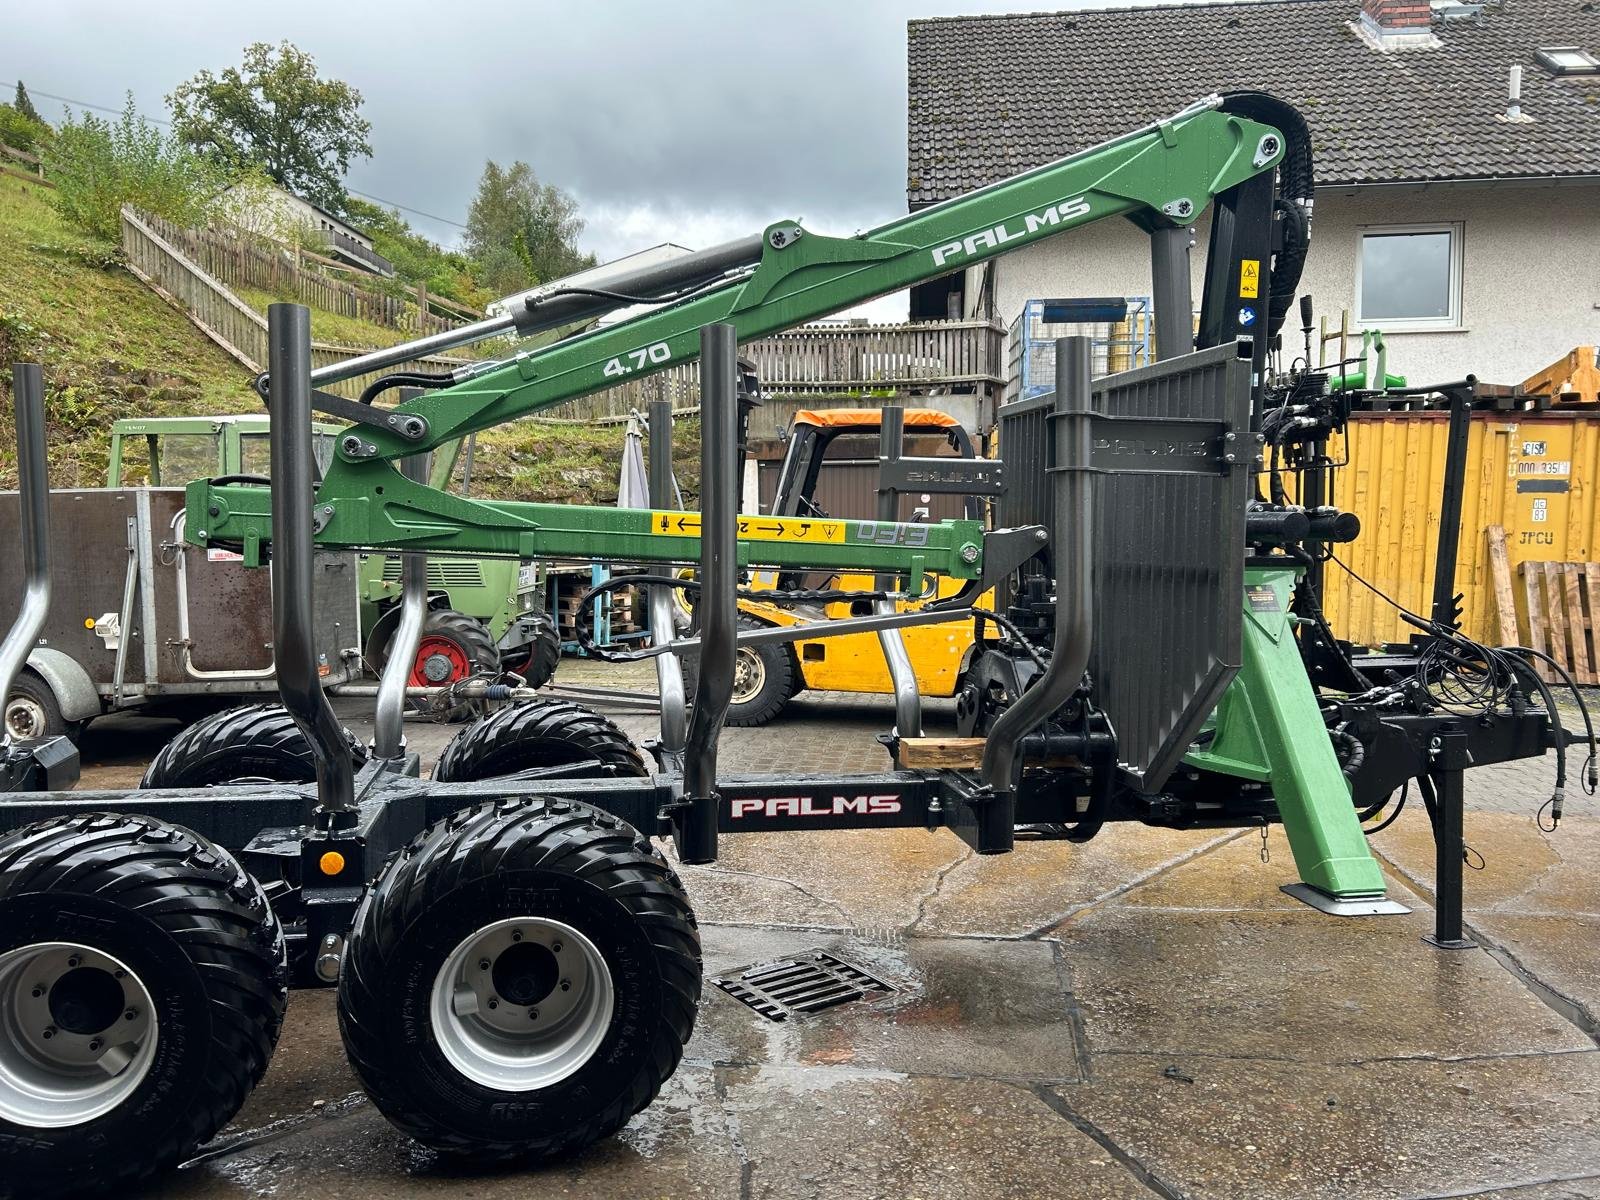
[713,950,893,1022]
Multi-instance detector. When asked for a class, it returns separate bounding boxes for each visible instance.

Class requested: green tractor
[110,418,560,700]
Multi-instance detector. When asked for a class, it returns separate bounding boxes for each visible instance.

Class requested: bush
[44,95,228,241]
[0,103,50,155]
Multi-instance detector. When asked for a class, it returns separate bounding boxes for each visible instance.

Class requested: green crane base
[1185,565,1405,913]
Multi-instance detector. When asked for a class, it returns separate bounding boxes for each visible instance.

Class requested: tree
[13,81,41,124]
[167,41,371,211]
[464,160,594,297]
[46,96,228,240]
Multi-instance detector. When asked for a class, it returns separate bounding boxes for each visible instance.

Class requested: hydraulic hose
[1220,91,1314,338]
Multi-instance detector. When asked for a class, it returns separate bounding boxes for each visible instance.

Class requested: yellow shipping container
[1316,412,1600,648]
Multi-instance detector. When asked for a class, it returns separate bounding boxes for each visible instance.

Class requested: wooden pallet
[1517,558,1600,684]
[1520,345,1600,408]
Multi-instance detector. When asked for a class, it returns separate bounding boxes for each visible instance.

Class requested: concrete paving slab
[914,825,1240,937]
[156,1067,743,1200]
[690,925,1088,1085]
[1109,823,1429,913]
[1373,812,1600,919]
[721,1069,1153,1200]
[1057,1050,1600,1200]
[1054,904,1591,1062]
[674,829,968,933]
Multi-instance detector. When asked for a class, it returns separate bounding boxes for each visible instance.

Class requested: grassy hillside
[0,172,254,487]
[0,172,689,504]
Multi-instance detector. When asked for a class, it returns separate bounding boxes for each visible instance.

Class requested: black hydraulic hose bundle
[1220,91,1314,340]
[358,370,458,407]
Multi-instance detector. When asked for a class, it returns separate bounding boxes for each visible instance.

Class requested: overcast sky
[4,1,1119,317]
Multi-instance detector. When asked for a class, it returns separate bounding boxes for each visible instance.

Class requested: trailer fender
[23,648,102,721]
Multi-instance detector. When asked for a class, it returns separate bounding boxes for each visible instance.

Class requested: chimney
[1357,0,1438,48]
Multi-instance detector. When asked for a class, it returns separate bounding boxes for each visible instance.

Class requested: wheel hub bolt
[66,956,81,969]
[479,958,491,971]
[88,1039,102,1052]
[560,979,571,992]
[511,930,523,942]
[527,1008,539,1020]
[487,998,498,1010]
[552,942,562,953]
[124,1009,137,1021]
[30,986,44,998]
[41,1027,55,1040]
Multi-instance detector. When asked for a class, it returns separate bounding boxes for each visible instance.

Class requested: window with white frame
[1356,223,1463,329]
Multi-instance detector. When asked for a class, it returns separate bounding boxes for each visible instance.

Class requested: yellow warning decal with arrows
[1239,258,1260,299]
[648,511,845,544]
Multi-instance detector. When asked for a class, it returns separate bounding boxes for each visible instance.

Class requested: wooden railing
[562,319,1006,423]
[135,211,471,339]
[121,205,1006,425]
[120,206,472,399]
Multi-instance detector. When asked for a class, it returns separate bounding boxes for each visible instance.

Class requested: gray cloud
[4,0,1099,268]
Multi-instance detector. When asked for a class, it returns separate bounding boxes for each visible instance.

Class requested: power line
[0,80,167,123]
[1,77,470,230]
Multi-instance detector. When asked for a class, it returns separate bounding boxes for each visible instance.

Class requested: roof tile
[907,0,1600,203]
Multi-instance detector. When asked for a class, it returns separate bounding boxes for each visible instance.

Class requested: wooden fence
[121,206,474,399]
[553,319,1006,423]
[121,204,1007,424]
[134,211,474,339]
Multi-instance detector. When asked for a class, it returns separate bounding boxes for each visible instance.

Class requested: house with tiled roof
[907,0,1600,383]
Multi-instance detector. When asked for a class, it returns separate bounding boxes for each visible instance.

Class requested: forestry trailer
[0,92,1584,1197]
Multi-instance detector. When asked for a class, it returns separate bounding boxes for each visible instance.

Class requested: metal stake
[266,304,356,825]
[874,405,923,739]
[675,323,739,863]
[649,397,687,770]
[372,449,430,762]
[0,365,50,741]
[978,337,1097,852]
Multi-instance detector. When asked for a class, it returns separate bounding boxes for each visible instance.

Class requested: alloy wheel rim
[0,942,159,1127]
[429,917,613,1092]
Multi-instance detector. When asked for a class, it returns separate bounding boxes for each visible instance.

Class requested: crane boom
[190,92,1304,575]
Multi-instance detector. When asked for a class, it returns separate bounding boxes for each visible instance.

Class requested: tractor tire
[432,697,648,783]
[0,813,286,1200]
[3,672,80,744]
[392,610,501,723]
[505,614,561,691]
[139,703,369,789]
[683,616,796,727]
[337,798,700,1161]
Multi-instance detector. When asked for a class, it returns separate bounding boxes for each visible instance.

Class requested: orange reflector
[84,617,96,629]
[319,851,346,876]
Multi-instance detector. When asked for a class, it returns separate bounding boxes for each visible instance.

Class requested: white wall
[992,182,1600,386]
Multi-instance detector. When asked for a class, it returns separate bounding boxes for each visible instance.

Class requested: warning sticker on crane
[649,511,846,544]
[1239,259,1260,299]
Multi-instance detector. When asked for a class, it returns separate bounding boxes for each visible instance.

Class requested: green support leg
[1186,566,1395,906]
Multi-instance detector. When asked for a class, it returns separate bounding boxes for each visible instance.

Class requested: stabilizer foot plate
[1281,883,1410,917]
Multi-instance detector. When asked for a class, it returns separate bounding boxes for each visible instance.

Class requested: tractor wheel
[683,617,795,727]
[139,703,369,789]
[0,813,286,1199]
[505,614,561,691]
[3,673,80,744]
[337,798,700,1161]
[392,610,501,723]
[432,697,648,783]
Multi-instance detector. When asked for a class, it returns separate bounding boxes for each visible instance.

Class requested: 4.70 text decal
[603,341,671,378]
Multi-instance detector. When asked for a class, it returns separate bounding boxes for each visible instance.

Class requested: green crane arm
[191,94,1291,576]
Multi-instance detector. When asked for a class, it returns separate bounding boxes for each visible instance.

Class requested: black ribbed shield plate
[1085,344,1252,791]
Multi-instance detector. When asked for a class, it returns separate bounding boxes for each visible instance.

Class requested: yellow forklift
[716,407,996,724]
